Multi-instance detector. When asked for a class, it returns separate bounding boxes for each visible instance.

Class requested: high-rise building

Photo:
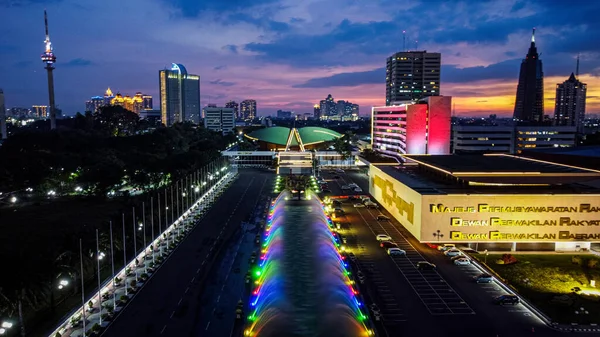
[85,96,104,113]
[386,51,441,105]
[513,29,544,124]
[204,107,235,135]
[159,63,201,126]
[142,95,153,110]
[240,99,257,120]
[32,105,48,118]
[313,104,321,119]
[554,71,587,133]
[320,94,337,117]
[225,101,239,119]
[103,87,115,105]
[0,88,6,140]
[372,96,451,159]
[40,10,57,130]
[351,104,359,116]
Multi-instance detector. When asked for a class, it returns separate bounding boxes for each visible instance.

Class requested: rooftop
[373,154,600,194]
[246,126,342,146]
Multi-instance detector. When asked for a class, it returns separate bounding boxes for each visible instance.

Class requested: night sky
[1,0,599,117]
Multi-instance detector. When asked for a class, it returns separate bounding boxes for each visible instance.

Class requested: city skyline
[1,0,599,117]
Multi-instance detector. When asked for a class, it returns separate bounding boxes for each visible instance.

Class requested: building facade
[554,73,587,133]
[240,99,257,120]
[276,110,292,118]
[368,156,600,252]
[372,96,451,158]
[313,104,321,119]
[159,63,200,126]
[452,125,577,154]
[225,101,240,119]
[31,105,48,118]
[386,51,441,105]
[513,29,544,124]
[204,107,235,135]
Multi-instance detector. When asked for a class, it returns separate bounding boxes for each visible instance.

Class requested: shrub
[114,277,122,284]
[55,332,62,337]
[91,323,101,332]
[130,280,137,288]
[120,295,128,302]
[587,259,598,269]
[572,256,582,265]
[88,300,94,308]
[141,273,149,279]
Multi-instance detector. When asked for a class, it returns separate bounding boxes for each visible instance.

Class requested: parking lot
[319,168,571,337]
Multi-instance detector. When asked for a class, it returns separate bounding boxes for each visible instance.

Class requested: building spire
[576,53,580,78]
[402,30,406,51]
[531,27,535,43]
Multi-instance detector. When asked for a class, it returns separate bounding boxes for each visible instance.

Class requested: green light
[255,270,261,277]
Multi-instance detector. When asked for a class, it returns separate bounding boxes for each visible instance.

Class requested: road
[102,170,273,337]
[321,168,586,337]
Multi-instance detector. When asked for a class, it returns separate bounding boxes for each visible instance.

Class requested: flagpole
[79,238,87,336]
[122,214,127,296]
[95,229,102,326]
[110,221,116,310]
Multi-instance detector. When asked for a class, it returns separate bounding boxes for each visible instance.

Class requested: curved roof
[171,63,188,75]
[246,126,342,146]
[297,127,342,145]
[246,126,291,145]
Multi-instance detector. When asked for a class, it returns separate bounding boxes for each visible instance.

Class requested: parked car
[353,187,363,192]
[377,214,390,221]
[353,203,366,208]
[380,241,398,249]
[364,201,378,209]
[437,244,456,251]
[341,185,353,190]
[453,257,471,266]
[376,234,392,241]
[416,261,436,270]
[335,168,345,173]
[450,255,466,261]
[493,294,519,305]
[474,273,494,283]
[387,248,406,256]
[444,249,462,257]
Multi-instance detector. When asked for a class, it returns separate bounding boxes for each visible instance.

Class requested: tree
[92,106,140,137]
[333,133,352,160]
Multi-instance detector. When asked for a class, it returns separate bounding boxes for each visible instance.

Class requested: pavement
[320,168,596,337]
[100,169,273,337]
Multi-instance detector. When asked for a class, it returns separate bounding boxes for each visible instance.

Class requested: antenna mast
[576,53,580,78]
[402,31,406,51]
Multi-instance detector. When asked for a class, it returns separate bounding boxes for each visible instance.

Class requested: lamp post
[79,238,86,336]
[433,230,444,242]
[142,202,147,273]
[109,221,116,310]
[132,207,138,283]
[95,229,102,326]
[158,193,163,256]
[164,189,169,249]
[122,214,127,296]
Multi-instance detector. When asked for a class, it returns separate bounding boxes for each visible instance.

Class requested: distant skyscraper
[276,110,292,118]
[313,104,321,119]
[386,50,441,105]
[40,10,57,129]
[204,107,235,135]
[513,29,544,124]
[554,70,587,133]
[104,87,115,105]
[319,94,337,117]
[159,63,201,126]
[32,105,48,118]
[142,95,153,110]
[85,96,104,113]
[240,99,257,120]
[0,89,6,140]
[225,101,239,119]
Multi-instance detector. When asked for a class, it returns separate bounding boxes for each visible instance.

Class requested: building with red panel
[371,96,451,159]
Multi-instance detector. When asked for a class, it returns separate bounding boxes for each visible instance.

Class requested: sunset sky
[1,0,599,117]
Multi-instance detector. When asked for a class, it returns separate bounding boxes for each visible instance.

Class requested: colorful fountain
[246,190,372,337]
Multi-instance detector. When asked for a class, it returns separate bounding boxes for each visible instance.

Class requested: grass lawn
[474,254,600,325]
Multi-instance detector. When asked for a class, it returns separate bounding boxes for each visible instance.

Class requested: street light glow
[1,322,12,329]
[10,196,17,203]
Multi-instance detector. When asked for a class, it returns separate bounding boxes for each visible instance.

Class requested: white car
[353,187,363,192]
[364,201,378,208]
[388,248,406,256]
[335,168,345,173]
[444,249,462,257]
[376,234,392,241]
[353,203,366,208]
[347,183,358,188]
[454,257,471,266]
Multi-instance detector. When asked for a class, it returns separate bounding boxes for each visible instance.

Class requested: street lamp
[0,321,13,335]
[9,196,17,203]
[433,230,444,242]
[58,279,69,290]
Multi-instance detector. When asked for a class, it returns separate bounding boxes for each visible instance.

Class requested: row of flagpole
[64,157,232,337]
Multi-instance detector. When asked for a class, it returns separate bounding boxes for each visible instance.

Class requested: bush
[91,323,101,332]
[572,256,583,265]
[114,277,122,284]
[120,295,128,302]
[141,273,149,279]
[588,259,598,269]
[130,280,137,288]
[55,333,62,337]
